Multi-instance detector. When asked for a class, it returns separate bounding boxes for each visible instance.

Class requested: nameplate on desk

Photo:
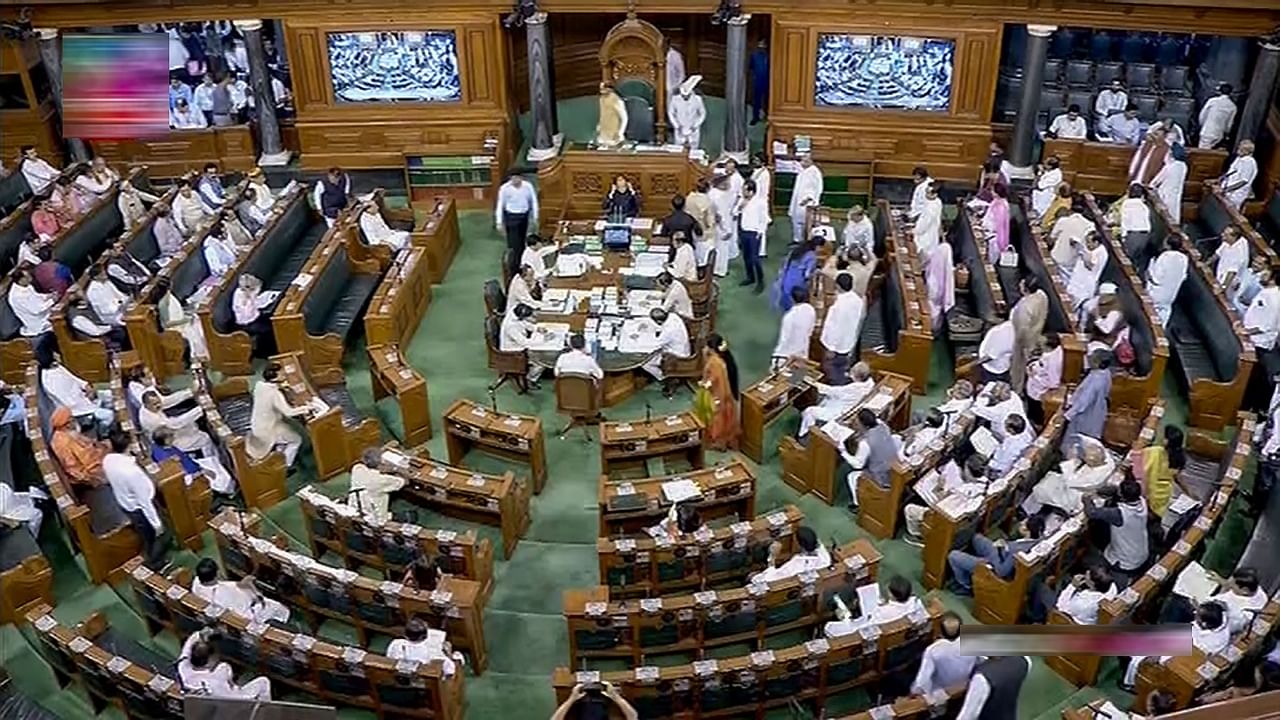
[1194,516,1212,531]
[1172,539,1191,556]
[291,635,317,652]
[730,521,751,535]
[692,660,718,677]
[434,529,457,543]
[750,650,775,668]
[614,538,636,552]
[634,666,659,683]
[1149,565,1168,582]
[148,675,175,693]
[584,602,607,616]
[714,467,733,480]
[665,415,682,427]
[615,483,636,496]
[639,598,663,613]
[756,382,772,394]
[805,638,830,656]
[430,466,449,479]
[467,474,487,488]
[615,423,633,432]
[693,591,717,607]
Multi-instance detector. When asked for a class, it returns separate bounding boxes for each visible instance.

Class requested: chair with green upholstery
[624,95,655,143]
[615,78,656,106]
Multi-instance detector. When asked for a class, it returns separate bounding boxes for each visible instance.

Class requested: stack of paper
[528,323,571,352]
[821,422,855,445]
[1167,493,1200,516]
[618,318,660,354]
[863,392,892,413]
[661,479,703,504]
[1173,562,1220,602]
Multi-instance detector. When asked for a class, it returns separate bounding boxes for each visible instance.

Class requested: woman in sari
[975,157,1009,203]
[1139,425,1192,519]
[770,239,818,313]
[694,333,740,451]
[925,242,956,333]
[983,183,1011,263]
[1040,183,1074,231]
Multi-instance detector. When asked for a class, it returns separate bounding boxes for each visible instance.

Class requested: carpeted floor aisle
[1,208,1260,719]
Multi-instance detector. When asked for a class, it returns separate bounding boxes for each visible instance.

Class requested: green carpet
[6,208,1260,719]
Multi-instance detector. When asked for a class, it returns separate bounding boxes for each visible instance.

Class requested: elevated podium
[536,145,706,232]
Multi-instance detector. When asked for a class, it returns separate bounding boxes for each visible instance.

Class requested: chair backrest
[624,96,655,143]
[1040,87,1065,112]
[1095,61,1125,87]
[55,200,125,276]
[1177,266,1240,382]
[1065,60,1093,87]
[615,78,655,106]
[0,209,34,276]
[483,279,506,317]
[1132,94,1160,122]
[1160,65,1191,95]
[555,372,601,417]
[1065,90,1094,115]
[170,244,211,302]
[123,216,161,267]
[1042,58,1064,86]
[0,283,19,340]
[1126,63,1156,90]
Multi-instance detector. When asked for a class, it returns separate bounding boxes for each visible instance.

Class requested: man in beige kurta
[596,83,628,149]
[1010,277,1049,393]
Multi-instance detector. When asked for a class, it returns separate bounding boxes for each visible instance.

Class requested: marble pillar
[525,12,561,162]
[234,20,290,166]
[1237,39,1280,144]
[1007,24,1055,175]
[723,14,750,161]
[35,29,89,163]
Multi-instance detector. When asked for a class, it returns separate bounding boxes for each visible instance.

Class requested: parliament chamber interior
[3,0,1280,718]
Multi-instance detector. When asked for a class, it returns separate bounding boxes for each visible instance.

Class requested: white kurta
[1150,160,1188,224]
[1244,286,1280,352]
[248,180,275,210]
[668,93,706,149]
[1031,168,1063,218]
[799,378,875,436]
[820,292,865,355]
[978,321,1016,375]
[1198,95,1237,149]
[347,463,406,525]
[1214,238,1250,287]
[913,198,942,256]
[1048,114,1088,140]
[1120,198,1151,234]
[1066,244,1108,309]
[86,279,128,326]
[709,187,736,277]
[387,630,460,676]
[909,180,931,219]
[668,243,698,283]
[788,165,823,242]
[246,381,308,464]
[642,315,692,380]
[773,302,817,364]
[843,217,874,255]
[42,365,108,421]
[1147,249,1188,327]
[159,292,209,360]
[190,579,290,624]
[1024,456,1116,514]
[140,404,213,457]
[21,158,60,195]
[751,168,772,257]
[1222,155,1257,209]
[751,545,832,583]
[359,211,410,251]
[8,284,54,336]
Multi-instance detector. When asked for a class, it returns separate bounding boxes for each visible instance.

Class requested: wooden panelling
[92,126,256,178]
[1044,138,1228,201]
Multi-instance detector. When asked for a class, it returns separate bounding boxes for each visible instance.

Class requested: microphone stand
[645,400,652,425]
[489,387,499,413]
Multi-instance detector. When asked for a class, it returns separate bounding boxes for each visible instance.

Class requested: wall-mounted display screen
[814,34,954,112]
[327,31,461,103]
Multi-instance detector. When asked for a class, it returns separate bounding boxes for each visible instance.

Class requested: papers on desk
[380,450,410,470]
[626,289,664,316]
[969,427,998,458]
[820,421,855,445]
[618,318,660,354]
[291,272,313,288]
[554,254,589,278]
[661,479,704,504]
[938,492,982,519]
[856,584,881,618]
[541,288,571,314]
[863,392,892,414]
[1167,493,1200,516]
[527,323,571,352]
[630,217,655,230]
[1173,561,1219,602]
[257,290,281,309]
[629,251,667,278]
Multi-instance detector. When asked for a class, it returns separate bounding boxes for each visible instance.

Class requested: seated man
[139,390,214,458]
[551,682,640,720]
[178,628,271,700]
[912,612,978,695]
[191,557,290,624]
[231,274,280,357]
[798,361,875,437]
[520,234,558,281]
[172,179,213,237]
[235,189,269,235]
[246,363,311,466]
[506,264,539,311]
[554,333,603,381]
[641,308,692,383]
[649,503,707,541]
[1084,477,1150,587]
[947,515,1045,596]
[657,271,693,319]
[1161,567,1268,637]
[124,365,194,410]
[666,231,699,283]
[904,454,993,545]
[898,408,947,461]
[347,449,406,525]
[85,263,129,328]
[39,351,113,426]
[1123,601,1229,691]
[1023,437,1116,515]
[66,290,128,351]
[151,429,234,496]
[105,250,151,295]
[824,575,925,636]
[358,201,410,252]
[988,414,1034,479]
[9,269,56,352]
[935,379,976,430]
[49,407,109,490]
[750,526,830,583]
[841,408,899,512]
[499,303,545,387]
[1032,563,1117,624]
[386,616,463,677]
[842,205,875,256]
[971,382,1024,431]
[0,477,43,540]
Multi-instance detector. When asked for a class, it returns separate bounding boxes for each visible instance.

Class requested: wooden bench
[565,539,881,665]
[778,372,913,506]
[108,354,211,552]
[92,125,256,178]
[443,398,547,494]
[24,364,140,584]
[920,409,1066,590]
[598,461,756,537]
[0,161,84,275]
[953,200,1010,323]
[126,558,466,719]
[740,358,822,464]
[553,596,943,720]
[190,362,288,511]
[368,343,433,448]
[1064,692,1280,720]
[350,193,460,284]
[1043,138,1226,204]
[382,445,532,560]
[24,603,184,719]
[0,524,52,625]
[198,188,333,375]
[209,508,489,673]
[297,485,495,604]
[597,505,805,598]
[864,203,932,393]
[1146,192,1253,431]
[600,411,706,479]
[364,245,433,349]
[1010,195,1087,384]
[971,400,1164,625]
[274,351,382,479]
[1190,182,1280,273]
[832,685,969,720]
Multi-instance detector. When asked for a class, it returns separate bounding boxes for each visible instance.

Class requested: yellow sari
[1140,445,1174,516]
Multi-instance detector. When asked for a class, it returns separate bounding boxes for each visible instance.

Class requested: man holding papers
[842,408,899,512]
[750,526,831,583]
[1160,566,1267,637]
[1123,600,1230,691]
[823,575,925,637]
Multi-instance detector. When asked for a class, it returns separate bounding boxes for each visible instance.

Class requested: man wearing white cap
[668,75,707,150]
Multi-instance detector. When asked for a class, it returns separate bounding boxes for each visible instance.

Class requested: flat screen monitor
[814,34,955,112]
[603,224,631,249]
[327,31,461,103]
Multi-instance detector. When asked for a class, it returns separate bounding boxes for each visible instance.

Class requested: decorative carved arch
[599,14,667,142]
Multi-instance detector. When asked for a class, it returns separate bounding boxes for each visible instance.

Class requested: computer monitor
[602,223,631,250]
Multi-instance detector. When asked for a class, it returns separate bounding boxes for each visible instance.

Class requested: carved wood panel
[778,28,808,108]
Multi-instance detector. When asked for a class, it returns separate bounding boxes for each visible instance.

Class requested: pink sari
[984,197,1011,263]
[926,243,955,331]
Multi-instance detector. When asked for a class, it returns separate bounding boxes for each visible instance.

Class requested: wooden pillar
[35,28,89,163]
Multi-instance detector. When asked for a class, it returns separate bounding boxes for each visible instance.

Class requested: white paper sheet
[1173,561,1219,602]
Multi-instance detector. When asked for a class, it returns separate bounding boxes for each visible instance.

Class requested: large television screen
[327,31,461,103]
[814,34,954,112]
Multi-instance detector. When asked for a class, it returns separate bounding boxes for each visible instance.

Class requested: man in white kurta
[1023,439,1115,514]
[140,390,214,457]
[750,158,772,257]
[788,155,823,244]
[1198,85,1237,150]
[1147,239,1189,327]
[1221,141,1258,210]
[708,176,737,277]
[19,146,60,195]
[799,362,875,436]
[667,75,706,150]
[86,270,129,327]
[1213,227,1250,289]
[191,558,290,624]
[358,203,409,251]
[642,309,691,381]
[667,234,699,283]
[912,183,942,256]
[976,320,1016,381]
[1066,233,1108,312]
[41,358,113,425]
[387,619,462,677]
[9,272,54,338]
[347,450,406,525]
[1243,271,1280,354]
[1031,160,1063,218]
[246,366,310,465]
[1047,106,1088,139]
[554,334,604,380]
[909,168,932,219]
[1094,81,1129,125]
[772,294,817,370]
[1050,209,1095,274]
[1150,149,1188,224]
[178,632,272,700]
[842,206,874,256]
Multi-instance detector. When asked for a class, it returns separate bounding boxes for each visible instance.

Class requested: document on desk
[528,323,571,352]
[1167,493,1200,516]
[661,479,704,504]
[969,427,998,459]
[1172,561,1219,602]
[862,391,892,414]
[631,251,667,277]
[820,421,855,445]
[626,289,664,316]
[856,584,881,617]
[618,318,660,354]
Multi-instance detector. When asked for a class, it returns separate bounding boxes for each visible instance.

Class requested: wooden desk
[274,352,382,480]
[874,203,934,394]
[443,399,547,495]
[382,446,531,559]
[126,559,465,719]
[298,485,494,604]
[210,508,489,673]
[364,246,433,349]
[740,358,822,463]
[564,539,881,664]
[599,410,705,478]
[1043,138,1226,202]
[597,505,804,598]
[598,461,756,537]
[411,197,460,283]
[92,126,256,178]
[368,343,432,449]
[536,146,706,232]
[778,373,913,505]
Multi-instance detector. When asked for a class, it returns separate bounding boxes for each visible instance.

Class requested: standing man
[956,656,1032,720]
[1198,84,1237,150]
[103,430,168,568]
[750,154,771,257]
[668,76,707,150]
[749,39,769,125]
[1094,79,1129,127]
[312,166,351,227]
[788,154,823,244]
[665,42,686,108]
[1009,276,1048,393]
[495,173,539,279]
[1220,140,1257,210]
[737,179,769,293]
[819,273,864,384]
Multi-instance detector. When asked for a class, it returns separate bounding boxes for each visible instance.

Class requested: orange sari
[697,353,739,450]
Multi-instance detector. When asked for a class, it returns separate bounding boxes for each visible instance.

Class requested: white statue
[668,75,706,150]
[595,82,628,149]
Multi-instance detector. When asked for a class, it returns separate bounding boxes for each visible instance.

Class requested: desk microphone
[645,400,652,424]
[489,387,499,413]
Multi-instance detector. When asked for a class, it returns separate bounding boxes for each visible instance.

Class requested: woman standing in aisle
[695,333,740,452]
